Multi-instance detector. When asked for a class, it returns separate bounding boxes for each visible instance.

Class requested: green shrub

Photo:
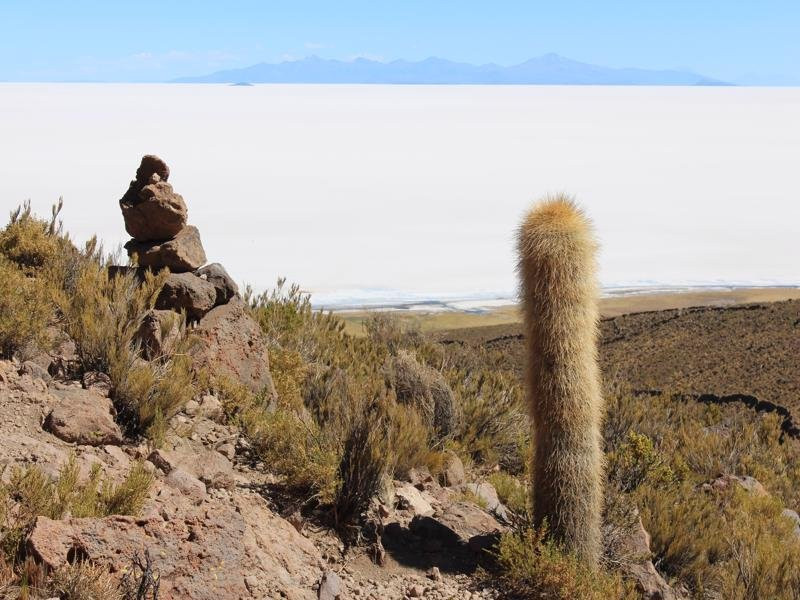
[488,526,636,599]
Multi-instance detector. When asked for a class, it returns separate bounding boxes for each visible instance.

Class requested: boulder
[395,482,435,517]
[26,491,322,600]
[120,179,188,243]
[126,225,207,273]
[463,482,510,523]
[195,263,238,305]
[706,474,768,496]
[149,441,235,490]
[43,388,124,446]
[409,501,505,549]
[191,298,276,397]
[135,309,182,359]
[155,273,217,321]
[318,570,342,600]
[164,467,207,503]
[440,450,466,487]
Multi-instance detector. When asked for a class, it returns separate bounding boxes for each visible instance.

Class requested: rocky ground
[0,356,515,599]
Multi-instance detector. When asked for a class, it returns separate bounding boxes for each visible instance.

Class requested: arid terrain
[435,296,800,414]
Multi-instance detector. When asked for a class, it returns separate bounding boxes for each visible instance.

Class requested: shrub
[453,367,528,473]
[0,457,153,568]
[0,200,65,277]
[488,471,529,516]
[0,257,52,359]
[41,561,123,600]
[488,526,636,600]
[58,262,195,440]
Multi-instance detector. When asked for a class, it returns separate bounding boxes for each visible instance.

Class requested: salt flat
[0,84,798,305]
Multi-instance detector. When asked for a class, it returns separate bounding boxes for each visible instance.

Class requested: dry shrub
[386,350,460,440]
[0,257,52,360]
[0,200,67,277]
[454,367,528,473]
[43,561,123,600]
[364,312,422,352]
[59,262,195,441]
[488,526,637,600]
[0,457,153,572]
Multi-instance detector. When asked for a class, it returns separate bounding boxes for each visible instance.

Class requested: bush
[386,350,460,440]
[59,262,195,441]
[0,457,153,568]
[488,471,529,515]
[488,526,636,599]
[0,257,52,359]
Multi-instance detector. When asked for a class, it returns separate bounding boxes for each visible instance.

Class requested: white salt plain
[0,84,798,307]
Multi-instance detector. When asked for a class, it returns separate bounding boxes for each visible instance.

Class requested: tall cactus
[516,194,604,565]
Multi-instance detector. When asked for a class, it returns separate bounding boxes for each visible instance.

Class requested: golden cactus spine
[516,194,604,565]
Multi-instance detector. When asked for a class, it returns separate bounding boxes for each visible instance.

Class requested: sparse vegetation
[0,457,154,597]
[488,526,637,600]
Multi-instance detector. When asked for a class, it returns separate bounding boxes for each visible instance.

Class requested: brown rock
[149,441,234,490]
[120,180,188,243]
[43,388,123,446]
[164,468,206,503]
[191,298,276,397]
[195,263,238,305]
[135,155,170,182]
[409,501,505,549]
[155,273,217,321]
[26,491,322,600]
[135,309,182,359]
[620,514,685,600]
[126,225,206,273]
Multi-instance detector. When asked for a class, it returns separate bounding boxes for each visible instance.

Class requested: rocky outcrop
[191,298,276,397]
[43,388,124,446]
[26,490,322,600]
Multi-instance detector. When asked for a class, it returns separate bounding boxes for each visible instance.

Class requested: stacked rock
[119,155,238,323]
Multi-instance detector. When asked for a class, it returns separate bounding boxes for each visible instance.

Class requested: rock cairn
[118,155,238,322]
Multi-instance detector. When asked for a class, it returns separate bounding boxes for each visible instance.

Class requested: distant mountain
[173,54,730,86]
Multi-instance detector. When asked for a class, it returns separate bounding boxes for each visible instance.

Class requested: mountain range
[173,54,729,85]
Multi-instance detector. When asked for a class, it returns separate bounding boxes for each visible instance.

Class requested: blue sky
[1,0,798,84]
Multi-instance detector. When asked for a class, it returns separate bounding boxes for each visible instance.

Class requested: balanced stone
[120,155,187,242]
[125,225,207,273]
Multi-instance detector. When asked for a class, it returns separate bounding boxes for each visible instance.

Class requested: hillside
[437,299,800,417]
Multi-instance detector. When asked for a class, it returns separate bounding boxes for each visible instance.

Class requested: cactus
[516,194,604,565]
